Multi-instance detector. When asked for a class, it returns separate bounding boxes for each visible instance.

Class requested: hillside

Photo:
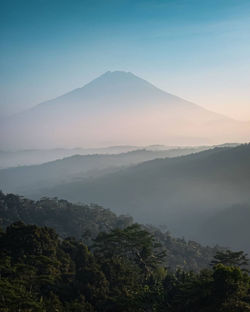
[198,204,250,253]
[25,144,250,247]
[0,147,209,194]
[0,145,139,169]
[1,221,249,311]
[0,192,221,272]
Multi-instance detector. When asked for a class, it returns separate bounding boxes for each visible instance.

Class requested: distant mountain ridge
[0,146,210,194]
[0,144,212,169]
[1,143,250,253]
[1,71,249,149]
[20,144,250,252]
[0,145,140,169]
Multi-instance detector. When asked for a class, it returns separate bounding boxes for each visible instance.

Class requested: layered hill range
[1,144,250,253]
[1,71,250,149]
[0,145,207,169]
[0,147,210,193]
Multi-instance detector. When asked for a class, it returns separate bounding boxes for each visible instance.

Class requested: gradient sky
[1,0,250,120]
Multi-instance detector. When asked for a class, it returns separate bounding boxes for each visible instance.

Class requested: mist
[1,72,249,150]
[2,0,250,308]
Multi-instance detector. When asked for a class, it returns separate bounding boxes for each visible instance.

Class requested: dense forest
[0,192,220,272]
[0,221,250,311]
[1,192,249,311]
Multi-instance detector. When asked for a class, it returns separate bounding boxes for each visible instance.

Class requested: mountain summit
[1,71,249,148]
[34,70,197,112]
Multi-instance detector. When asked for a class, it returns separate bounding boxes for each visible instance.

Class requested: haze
[1,71,250,149]
[1,0,250,121]
[1,0,250,283]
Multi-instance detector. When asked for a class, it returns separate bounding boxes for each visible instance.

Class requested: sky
[1,0,250,120]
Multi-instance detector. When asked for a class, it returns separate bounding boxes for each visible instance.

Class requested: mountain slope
[1,71,249,149]
[0,145,139,169]
[0,147,209,194]
[26,144,250,245]
[0,192,221,271]
[198,204,250,252]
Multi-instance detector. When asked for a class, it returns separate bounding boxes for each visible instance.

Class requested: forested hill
[0,191,220,272]
[31,144,250,244]
[1,217,250,311]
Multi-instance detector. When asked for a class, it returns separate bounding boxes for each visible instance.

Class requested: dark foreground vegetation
[0,221,250,312]
[1,192,250,311]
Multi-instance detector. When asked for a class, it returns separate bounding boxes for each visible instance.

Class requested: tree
[212,264,250,311]
[93,224,166,275]
[211,250,249,271]
[93,224,166,311]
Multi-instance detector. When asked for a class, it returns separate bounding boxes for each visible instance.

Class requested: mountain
[0,146,210,194]
[0,145,140,169]
[22,144,250,250]
[1,71,249,149]
[0,143,238,169]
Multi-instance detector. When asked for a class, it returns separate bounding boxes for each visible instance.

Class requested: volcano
[1,71,249,148]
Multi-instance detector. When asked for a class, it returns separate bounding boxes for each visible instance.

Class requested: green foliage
[0,222,101,311]
[211,250,249,270]
[1,192,250,311]
[0,221,250,311]
[161,264,250,312]
[94,224,166,274]
[92,224,166,311]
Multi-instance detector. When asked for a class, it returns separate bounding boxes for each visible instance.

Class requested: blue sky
[1,0,250,119]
